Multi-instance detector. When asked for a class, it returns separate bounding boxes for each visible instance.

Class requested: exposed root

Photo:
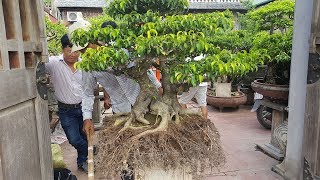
[133,111,150,125]
[119,114,134,133]
[112,112,131,117]
[96,115,225,180]
[132,95,152,125]
[131,100,170,141]
[126,125,149,130]
[114,116,130,126]
[179,108,202,116]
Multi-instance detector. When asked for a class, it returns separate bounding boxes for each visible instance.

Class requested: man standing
[46,34,89,172]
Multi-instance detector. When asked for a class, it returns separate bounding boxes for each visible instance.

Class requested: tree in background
[45,17,67,55]
[43,0,51,7]
[242,0,295,85]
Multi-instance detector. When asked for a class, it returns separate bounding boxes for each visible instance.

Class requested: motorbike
[251,92,273,129]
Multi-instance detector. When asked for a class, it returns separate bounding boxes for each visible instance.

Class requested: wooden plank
[6,40,40,68]
[0,0,9,70]
[93,86,101,123]
[2,0,25,69]
[6,39,18,52]
[11,0,25,69]
[34,87,53,180]
[303,80,320,175]
[311,0,320,52]
[0,69,36,110]
[261,99,287,112]
[33,54,53,179]
[34,0,46,39]
[316,90,320,176]
[32,0,53,177]
[18,0,32,41]
[0,101,42,180]
[0,154,3,180]
[256,144,284,161]
[33,0,49,61]
[23,41,42,52]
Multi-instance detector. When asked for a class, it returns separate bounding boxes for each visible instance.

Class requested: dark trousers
[58,106,88,165]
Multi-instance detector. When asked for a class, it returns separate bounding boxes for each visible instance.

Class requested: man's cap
[67,19,91,52]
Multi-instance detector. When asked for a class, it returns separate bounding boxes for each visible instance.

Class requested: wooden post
[255,100,287,161]
[284,0,314,179]
[87,133,94,180]
[92,86,101,124]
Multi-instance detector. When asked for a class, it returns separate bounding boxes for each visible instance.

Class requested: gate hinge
[307,53,320,84]
[304,157,314,180]
[36,62,49,100]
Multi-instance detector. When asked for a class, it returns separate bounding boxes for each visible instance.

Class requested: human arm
[103,88,111,109]
[45,56,60,74]
[82,71,97,136]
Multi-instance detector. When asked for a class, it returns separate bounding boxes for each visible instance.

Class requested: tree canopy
[73,7,265,87]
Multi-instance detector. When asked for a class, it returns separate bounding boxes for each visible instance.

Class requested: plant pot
[207,90,247,111]
[251,79,289,101]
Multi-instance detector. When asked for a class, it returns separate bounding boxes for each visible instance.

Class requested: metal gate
[0,0,53,179]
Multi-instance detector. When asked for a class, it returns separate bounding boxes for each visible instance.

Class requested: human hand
[83,119,94,137]
[104,98,111,110]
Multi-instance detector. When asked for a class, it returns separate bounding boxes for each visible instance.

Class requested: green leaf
[218,63,224,73]
[191,75,196,87]
[190,64,196,73]
[170,76,175,84]
[198,75,203,83]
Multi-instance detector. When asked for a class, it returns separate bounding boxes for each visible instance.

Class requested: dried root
[96,114,225,179]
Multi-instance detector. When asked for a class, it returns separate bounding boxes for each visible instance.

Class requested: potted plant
[71,0,266,178]
[203,49,265,111]
[242,0,295,101]
[203,28,265,109]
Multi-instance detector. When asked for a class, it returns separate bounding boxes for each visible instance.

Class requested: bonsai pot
[207,89,247,111]
[251,79,289,101]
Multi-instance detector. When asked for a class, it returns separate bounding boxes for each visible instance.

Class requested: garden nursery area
[1,0,320,180]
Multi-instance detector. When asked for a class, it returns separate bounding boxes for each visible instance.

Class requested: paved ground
[60,104,282,180]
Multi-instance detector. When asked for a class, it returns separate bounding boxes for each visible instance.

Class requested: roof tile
[55,0,107,8]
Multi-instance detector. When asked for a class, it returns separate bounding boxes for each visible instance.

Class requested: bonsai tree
[71,0,264,178]
[243,0,295,85]
[206,29,258,89]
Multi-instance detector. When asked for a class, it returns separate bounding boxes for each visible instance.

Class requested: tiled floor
[204,105,282,180]
[60,105,282,180]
